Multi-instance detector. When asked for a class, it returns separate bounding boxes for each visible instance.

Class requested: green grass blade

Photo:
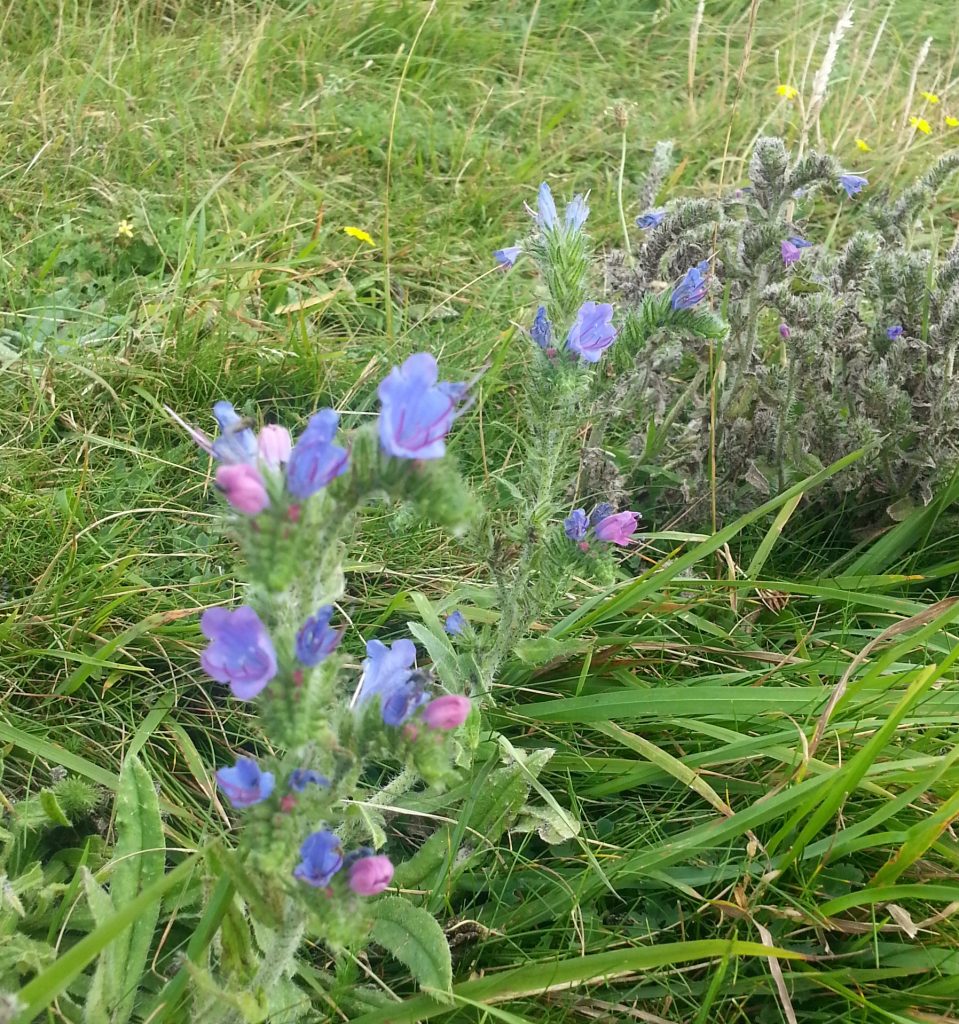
[348,939,805,1024]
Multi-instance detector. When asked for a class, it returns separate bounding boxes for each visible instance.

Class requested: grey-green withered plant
[604,135,959,522]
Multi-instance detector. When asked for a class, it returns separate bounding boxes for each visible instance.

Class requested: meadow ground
[4,0,959,1021]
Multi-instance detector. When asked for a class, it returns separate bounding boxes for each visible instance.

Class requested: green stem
[482,405,569,691]
[776,349,798,493]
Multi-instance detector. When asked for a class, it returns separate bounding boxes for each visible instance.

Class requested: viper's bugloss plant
[603,136,959,521]
[164,354,489,1016]
[165,193,648,1010]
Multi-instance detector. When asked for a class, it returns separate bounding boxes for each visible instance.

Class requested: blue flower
[494,246,522,269]
[444,610,466,636]
[530,306,553,349]
[200,606,277,700]
[286,409,349,499]
[357,638,429,726]
[671,261,710,311]
[589,503,614,526]
[216,757,275,808]
[564,508,589,541]
[211,402,258,465]
[289,769,330,792]
[381,677,430,726]
[839,174,868,198]
[536,181,558,230]
[887,325,904,340]
[565,301,617,363]
[378,353,463,460]
[635,209,665,229]
[295,606,342,667]
[293,830,343,887]
[565,193,590,231]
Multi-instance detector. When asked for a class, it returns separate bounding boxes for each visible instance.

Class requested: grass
[3,0,959,1020]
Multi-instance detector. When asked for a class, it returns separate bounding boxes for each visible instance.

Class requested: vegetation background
[4,0,959,1021]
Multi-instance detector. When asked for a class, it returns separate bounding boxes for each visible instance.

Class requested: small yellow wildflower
[855,138,871,152]
[343,226,375,246]
[946,115,959,128]
[909,115,932,134]
[920,91,940,104]
[776,84,799,100]
[115,219,134,240]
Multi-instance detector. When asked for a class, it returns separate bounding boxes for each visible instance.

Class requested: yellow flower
[776,84,799,100]
[946,115,959,128]
[855,137,871,152]
[115,219,134,240]
[920,91,940,104]
[343,226,375,246]
[909,116,932,134]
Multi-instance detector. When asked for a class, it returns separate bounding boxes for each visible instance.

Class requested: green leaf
[101,753,165,1023]
[513,636,586,667]
[14,855,199,1023]
[369,896,452,998]
[39,790,71,827]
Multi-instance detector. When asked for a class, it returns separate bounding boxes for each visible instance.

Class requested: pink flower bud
[258,424,292,470]
[422,695,471,731]
[215,464,270,515]
[348,855,394,896]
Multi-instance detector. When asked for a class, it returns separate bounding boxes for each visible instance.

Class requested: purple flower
[781,240,801,266]
[289,769,330,792]
[566,301,617,362]
[215,463,270,515]
[423,695,471,730]
[381,676,430,726]
[494,246,522,269]
[211,402,258,465]
[565,193,590,231]
[839,174,868,198]
[286,409,349,499]
[530,306,552,349]
[200,606,278,700]
[378,353,462,460]
[348,854,394,896]
[216,757,274,808]
[258,424,292,470]
[594,511,641,546]
[295,606,342,666]
[886,325,904,340]
[671,261,710,311]
[356,638,429,725]
[590,502,614,525]
[782,236,812,266]
[536,181,558,230]
[564,508,589,541]
[444,610,466,636]
[779,323,791,339]
[636,209,665,229]
[293,830,343,888]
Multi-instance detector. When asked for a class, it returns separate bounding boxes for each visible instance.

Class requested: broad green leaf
[97,753,165,1024]
[369,896,452,998]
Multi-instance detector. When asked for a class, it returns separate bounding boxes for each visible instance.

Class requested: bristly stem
[617,128,632,261]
